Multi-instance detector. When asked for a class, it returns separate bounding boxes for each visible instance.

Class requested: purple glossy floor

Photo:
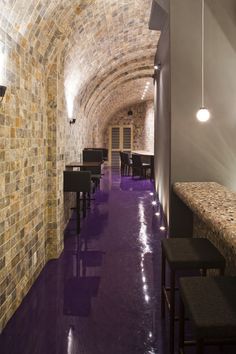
[0,168,235,354]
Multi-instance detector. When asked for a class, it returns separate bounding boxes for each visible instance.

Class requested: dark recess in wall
[169,191,193,237]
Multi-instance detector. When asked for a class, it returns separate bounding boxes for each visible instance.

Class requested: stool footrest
[183,338,236,346]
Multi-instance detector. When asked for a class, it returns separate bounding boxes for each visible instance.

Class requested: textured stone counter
[173,182,236,274]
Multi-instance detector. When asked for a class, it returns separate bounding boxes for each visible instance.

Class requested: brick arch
[0,0,159,126]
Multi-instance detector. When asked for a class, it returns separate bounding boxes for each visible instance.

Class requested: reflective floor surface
[0,168,235,354]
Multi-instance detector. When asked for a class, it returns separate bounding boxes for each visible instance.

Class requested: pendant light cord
[201,0,204,107]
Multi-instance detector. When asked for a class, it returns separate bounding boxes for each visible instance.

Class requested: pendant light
[196,0,210,122]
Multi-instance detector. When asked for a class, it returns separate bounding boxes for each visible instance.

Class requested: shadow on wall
[207,0,236,54]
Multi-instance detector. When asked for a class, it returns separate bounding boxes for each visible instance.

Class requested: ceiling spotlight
[155,212,160,216]
[160,226,166,231]
[152,201,157,206]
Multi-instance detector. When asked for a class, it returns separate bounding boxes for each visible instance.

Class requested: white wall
[155,20,171,224]
[170,0,236,190]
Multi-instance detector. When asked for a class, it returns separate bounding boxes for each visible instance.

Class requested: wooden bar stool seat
[161,238,225,354]
[179,276,236,354]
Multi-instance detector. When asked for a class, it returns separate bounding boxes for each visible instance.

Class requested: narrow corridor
[0,168,167,354]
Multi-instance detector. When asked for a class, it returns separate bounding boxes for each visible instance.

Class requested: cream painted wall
[170,0,236,190]
[155,20,171,225]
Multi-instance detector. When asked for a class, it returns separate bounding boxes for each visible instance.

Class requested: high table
[173,182,236,274]
[132,150,154,156]
[66,161,102,170]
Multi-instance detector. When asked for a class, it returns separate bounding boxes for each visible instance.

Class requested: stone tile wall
[0,29,47,331]
[103,101,154,152]
[0,0,157,333]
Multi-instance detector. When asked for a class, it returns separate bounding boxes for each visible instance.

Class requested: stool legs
[179,296,185,354]
[161,248,176,354]
[82,192,86,218]
[196,339,204,354]
[161,249,166,318]
[170,270,175,354]
[179,297,204,354]
[220,267,225,276]
[76,192,80,233]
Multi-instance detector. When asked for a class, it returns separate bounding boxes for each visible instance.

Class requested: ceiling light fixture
[196,0,210,122]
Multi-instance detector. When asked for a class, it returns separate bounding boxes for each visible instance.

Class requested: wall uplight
[0,40,7,103]
[154,63,161,71]
[0,85,6,103]
[69,118,76,125]
[196,0,210,122]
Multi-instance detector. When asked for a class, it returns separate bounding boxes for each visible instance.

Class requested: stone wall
[0,0,156,333]
[0,29,47,331]
[103,101,154,152]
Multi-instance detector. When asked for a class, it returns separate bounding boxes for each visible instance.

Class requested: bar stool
[132,154,151,178]
[161,238,226,354]
[63,170,92,233]
[123,152,132,176]
[81,165,101,192]
[179,276,236,354]
[119,151,125,176]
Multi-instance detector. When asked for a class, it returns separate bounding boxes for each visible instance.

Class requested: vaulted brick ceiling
[1,0,159,125]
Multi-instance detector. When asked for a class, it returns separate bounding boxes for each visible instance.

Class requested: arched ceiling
[0,0,160,130]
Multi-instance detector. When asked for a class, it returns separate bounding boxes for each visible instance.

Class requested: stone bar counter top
[173,182,236,274]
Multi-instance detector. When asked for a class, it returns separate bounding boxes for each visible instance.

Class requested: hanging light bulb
[196,0,210,122]
[196,107,210,122]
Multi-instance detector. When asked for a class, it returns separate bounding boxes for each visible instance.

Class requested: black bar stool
[132,154,151,178]
[63,171,91,233]
[179,276,236,354]
[161,238,225,354]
